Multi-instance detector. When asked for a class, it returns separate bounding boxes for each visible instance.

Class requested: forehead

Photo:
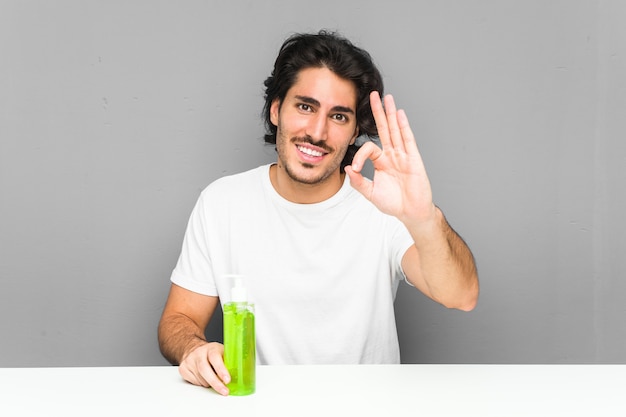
[286,67,357,109]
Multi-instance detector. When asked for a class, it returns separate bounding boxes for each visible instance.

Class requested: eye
[297,103,313,112]
[332,113,348,123]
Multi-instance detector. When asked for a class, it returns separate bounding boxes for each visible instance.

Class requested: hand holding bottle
[178,341,231,396]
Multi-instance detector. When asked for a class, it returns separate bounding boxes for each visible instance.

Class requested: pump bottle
[223,275,255,396]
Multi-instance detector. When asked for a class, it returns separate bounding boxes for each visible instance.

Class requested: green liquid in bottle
[223,302,255,396]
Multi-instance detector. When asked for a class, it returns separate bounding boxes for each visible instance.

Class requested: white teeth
[297,146,324,157]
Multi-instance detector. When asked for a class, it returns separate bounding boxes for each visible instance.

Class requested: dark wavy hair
[262,30,384,170]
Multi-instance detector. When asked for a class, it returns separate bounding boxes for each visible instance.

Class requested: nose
[306,113,328,142]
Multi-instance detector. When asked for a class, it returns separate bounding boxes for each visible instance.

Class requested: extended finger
[383,94,406,153]
[397,109,418,156]
[369,91,391,150]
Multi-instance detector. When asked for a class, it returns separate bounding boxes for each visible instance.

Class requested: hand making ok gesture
[346,91,478,311]
[345,91,437,228]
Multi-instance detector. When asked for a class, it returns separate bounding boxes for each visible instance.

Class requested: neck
[269,164,344,204]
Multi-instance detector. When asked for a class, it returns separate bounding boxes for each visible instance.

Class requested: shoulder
[200,165,268,199]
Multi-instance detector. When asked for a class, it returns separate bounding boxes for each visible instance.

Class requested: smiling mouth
[297,145,326,157]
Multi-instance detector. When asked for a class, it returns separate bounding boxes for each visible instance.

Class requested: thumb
[345,165,373,200]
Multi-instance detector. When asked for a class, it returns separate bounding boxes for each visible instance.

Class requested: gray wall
[1,1,624,367]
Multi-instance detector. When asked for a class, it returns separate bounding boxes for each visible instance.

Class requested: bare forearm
[158,314,208,365]
[406,207,479,311]
[441,212,478,288]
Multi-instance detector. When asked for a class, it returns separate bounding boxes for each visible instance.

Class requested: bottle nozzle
[225,274,247,302]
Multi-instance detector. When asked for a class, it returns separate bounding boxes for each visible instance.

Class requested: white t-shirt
[171,164,414,364]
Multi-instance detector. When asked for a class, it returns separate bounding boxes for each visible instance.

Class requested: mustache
[291,135,333,153]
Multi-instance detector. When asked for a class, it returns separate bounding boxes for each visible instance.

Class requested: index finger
[351,140,383,172]
[190,342,230,395]
[195,358,228,394]
[207,345,231,386]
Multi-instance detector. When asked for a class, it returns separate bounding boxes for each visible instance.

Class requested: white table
[1,365,623,416]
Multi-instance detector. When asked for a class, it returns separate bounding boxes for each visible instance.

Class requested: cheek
[331,125,358,146]
[278,116,308,137]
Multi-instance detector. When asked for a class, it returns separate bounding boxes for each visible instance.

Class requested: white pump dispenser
[229,275,247,303]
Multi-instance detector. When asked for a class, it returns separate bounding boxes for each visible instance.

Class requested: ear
[349,127,359,146]
[270,98,280,126]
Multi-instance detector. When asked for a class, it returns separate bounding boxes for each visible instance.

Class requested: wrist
[181,336,208,362]
[401,204,441,233]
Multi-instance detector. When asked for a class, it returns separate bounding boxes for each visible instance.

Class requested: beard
[276,132,346,185]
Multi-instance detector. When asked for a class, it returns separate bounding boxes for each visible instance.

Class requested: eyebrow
[294,95,355,114]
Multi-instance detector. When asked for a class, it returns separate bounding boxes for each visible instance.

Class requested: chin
[286,164,333,185]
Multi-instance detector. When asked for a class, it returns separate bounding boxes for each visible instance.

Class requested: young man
[158,31,479,395]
